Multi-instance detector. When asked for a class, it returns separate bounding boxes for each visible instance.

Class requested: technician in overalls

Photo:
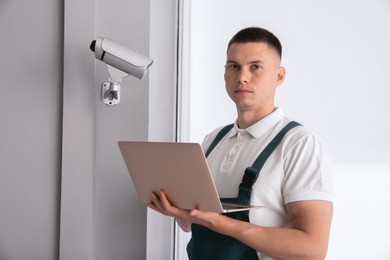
[148,27,334,260]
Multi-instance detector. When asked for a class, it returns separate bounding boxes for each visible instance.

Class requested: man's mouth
[235,89,252,94]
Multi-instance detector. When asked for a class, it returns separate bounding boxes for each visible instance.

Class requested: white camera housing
[90,37,153,105]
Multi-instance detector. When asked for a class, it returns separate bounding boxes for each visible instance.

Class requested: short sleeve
[282,133,334,204]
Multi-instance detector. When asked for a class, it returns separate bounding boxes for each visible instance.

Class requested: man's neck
[236,107,275,129]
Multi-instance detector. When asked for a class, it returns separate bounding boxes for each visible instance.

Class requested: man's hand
[147,190,222,232]
[147,190,189,218]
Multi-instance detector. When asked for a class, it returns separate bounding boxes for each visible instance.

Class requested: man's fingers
[158,190,171,208]
[149,191,194,222]
[148,191,175,216]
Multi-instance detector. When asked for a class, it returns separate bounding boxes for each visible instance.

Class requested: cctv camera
[90,37,153,80]
[90,37,153,106]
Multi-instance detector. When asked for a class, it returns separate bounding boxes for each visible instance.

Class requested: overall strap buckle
[239,167,258,193]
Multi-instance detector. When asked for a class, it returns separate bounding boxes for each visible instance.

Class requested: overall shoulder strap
[205,123,234,158]
[240,121,302,191]
[252,120,301,171]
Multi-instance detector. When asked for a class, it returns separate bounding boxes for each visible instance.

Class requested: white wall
[61,0,177,259]
[93,1,150,259]
[62,0,178,259]
[185,0,390,259]
[0,1,63,259]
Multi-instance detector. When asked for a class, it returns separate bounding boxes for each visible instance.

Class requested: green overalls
[187,121,301,260]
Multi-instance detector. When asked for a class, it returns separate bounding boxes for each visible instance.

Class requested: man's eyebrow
[225,60,238,64]
[249,60,264,64]
[225,60,264,64]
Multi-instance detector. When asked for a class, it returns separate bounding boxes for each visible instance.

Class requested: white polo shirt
[202,107,334,232]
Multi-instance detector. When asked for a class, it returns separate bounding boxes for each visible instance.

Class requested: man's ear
[276,66,286,86]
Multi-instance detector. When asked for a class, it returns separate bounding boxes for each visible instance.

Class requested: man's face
[224,42,285,117]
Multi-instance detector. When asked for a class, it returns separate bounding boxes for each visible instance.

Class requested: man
[148,27,334,259]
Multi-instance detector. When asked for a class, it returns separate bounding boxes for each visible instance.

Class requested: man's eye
[226,64,239,70]
[251,64,261,70]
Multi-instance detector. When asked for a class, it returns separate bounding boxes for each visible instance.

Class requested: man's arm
[207,200,333,259]
[149,191,333,260]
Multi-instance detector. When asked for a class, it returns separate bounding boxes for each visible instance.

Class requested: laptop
[118,141,263,213]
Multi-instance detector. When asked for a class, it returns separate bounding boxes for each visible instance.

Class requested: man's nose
[236,68,250,84]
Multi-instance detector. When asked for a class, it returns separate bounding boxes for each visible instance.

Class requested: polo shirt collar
[228,108,284,139]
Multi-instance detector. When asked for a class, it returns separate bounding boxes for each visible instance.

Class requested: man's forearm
[211,214,328,260]
[175,218,192,232]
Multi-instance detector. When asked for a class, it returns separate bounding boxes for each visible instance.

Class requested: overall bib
[187,121,301,260]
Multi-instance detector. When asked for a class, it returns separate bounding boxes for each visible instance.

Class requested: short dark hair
[227,27,282,59]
